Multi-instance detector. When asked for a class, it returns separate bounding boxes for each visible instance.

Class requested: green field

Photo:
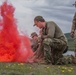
[65,33,75,51]
[0,63,76,75]
[0,33,75,75]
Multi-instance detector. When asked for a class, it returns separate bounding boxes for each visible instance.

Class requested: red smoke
[0,1,33,62]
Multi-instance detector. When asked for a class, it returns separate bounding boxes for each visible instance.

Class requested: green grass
[0,33,75,75]
[65,33,75,51]
[0,62,76,75]
[68,40,75,51]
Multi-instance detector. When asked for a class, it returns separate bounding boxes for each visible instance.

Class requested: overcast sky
[0,0,76,37]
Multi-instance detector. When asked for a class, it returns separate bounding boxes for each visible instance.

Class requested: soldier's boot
[43,45,53,64]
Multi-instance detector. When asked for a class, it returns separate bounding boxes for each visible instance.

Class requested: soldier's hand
[70,31,74,38]
[41,34,44,40]
[39,30,43,35]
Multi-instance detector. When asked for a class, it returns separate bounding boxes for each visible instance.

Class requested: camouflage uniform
[41,21,67,64]
[31,39,39,52]
[71,12,76,57]
[30,32,40,52]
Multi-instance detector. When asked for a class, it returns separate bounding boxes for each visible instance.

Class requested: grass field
[65,33,75,51]
[0,33,76,75]
[0,62,76,75]
[68,40,75,51]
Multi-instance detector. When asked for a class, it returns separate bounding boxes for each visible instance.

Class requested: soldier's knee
[43,38,52,45]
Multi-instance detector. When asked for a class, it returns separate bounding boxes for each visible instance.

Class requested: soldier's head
[33,16,46,29]
[31,32,38,40]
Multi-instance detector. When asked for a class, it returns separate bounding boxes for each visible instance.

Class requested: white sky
[0,0,76,37]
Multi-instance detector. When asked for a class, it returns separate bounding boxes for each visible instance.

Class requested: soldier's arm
[41,21,55,39]
[70,13,76,38]
[71,17,76,33]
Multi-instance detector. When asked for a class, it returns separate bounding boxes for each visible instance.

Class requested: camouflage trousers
[74,30,76,57]
[43,38,67,64]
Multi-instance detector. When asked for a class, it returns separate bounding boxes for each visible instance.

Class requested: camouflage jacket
[71,12,76,33]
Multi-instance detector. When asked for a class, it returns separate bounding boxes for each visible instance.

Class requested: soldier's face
[33,36,38,41]
[34,21,43,29]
